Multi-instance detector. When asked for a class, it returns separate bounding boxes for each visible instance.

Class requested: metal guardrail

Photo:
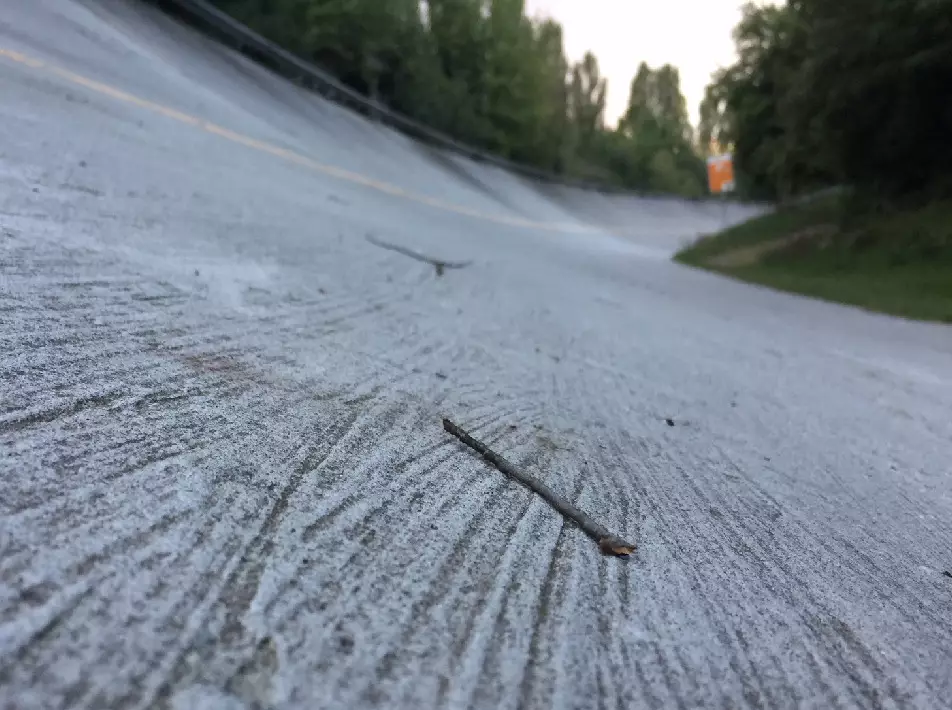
[149,0,629,193]
[780,185,848,209]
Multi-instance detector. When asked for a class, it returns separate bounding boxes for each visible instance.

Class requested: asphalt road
[1,1,951,709]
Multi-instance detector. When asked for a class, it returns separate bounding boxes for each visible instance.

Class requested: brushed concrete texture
[1,1,950,709]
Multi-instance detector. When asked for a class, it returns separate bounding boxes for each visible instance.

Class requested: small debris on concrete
[366,233,470,277]
[443,417,635,557]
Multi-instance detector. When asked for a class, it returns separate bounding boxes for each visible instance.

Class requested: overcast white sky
[524,0,761,127]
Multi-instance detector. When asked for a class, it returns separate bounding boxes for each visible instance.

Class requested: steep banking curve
[0,0,762,246]
[2,2,951,710]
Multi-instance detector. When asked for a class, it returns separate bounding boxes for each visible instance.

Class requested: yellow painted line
[0,47,597,235]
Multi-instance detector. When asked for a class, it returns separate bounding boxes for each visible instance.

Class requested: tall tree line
[699,0,952,203]
[206,0,708,196]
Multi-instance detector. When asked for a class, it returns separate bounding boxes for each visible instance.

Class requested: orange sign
[707,154,735,194]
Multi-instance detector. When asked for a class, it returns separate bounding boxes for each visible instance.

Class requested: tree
[711,2,808,199]
[206,0,713,197]
[617,62,705,196]
[303,0,422,101]
[622,62,692,143]
[567,53,607,152]
[483,0,540,159]
[702,0,952,202]
[527,19,572,170]
[790,0,952,198]
[420,0,495,146]
[697,71,731,157]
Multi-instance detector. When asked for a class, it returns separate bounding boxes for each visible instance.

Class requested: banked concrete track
[1,1,950,708]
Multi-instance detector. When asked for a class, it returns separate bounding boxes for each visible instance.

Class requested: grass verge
[675,195,952,323]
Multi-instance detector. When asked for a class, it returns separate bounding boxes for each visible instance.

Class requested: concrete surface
[1,1,951,709]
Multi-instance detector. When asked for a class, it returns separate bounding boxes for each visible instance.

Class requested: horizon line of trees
[698,0,952,204]
[206,0,710,198]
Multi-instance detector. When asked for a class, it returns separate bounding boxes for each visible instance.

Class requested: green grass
[675,195,952,323]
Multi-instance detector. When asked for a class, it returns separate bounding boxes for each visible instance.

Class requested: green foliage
[612,62,706,197]
[688,1,952,319]
[792,0,952,198]
[676,197,952,323]
[567,52,607,153]
[206,0,708,196]
[704,0,952,202]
